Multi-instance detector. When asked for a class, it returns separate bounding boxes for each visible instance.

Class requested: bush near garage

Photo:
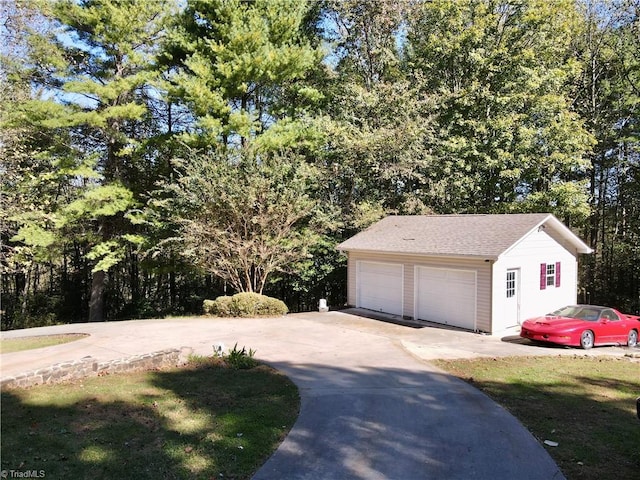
[203,293,288,317]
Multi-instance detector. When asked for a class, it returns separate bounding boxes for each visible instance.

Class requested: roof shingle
[337,213,566,258]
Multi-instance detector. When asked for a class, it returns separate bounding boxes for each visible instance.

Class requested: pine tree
[163,0,323,149]
[4,0,173,322]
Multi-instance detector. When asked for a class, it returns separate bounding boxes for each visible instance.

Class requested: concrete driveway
[3,309,632,479]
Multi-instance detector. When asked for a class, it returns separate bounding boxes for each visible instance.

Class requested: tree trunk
[130,251,139,306]
[169,271,176,308]
[89,270,106,322]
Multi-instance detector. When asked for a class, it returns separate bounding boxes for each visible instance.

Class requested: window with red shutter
[540,262,561,289]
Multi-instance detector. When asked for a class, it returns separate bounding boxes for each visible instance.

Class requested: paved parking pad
[3,310,632,479]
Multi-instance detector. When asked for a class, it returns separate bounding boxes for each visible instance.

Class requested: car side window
[575,308,599,321]
[600,309,620,321]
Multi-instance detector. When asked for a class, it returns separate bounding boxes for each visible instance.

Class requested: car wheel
[580,330,595,350]
[628,330,639,348]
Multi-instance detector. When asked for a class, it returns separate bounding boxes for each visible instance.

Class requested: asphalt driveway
[4,309,630,479]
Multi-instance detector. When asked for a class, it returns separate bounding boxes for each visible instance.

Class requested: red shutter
[555,262,561,288]
[540,263,547,290]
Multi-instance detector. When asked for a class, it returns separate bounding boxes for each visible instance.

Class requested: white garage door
[416,266,476,330]
[357,261,403,316]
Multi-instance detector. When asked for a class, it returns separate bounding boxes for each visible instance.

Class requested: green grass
[0,334,88,353]
[1,357,300,480]
[434,355,640,480]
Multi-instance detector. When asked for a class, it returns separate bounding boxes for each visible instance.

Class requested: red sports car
[520,305,640,349]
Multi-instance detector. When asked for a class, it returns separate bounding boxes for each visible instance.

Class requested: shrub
[232,292,264,317]
[207,296,234,316]
[202,300,216,315]
[225,343,258,369]
[203,293,288,317]
[232,292,288,317]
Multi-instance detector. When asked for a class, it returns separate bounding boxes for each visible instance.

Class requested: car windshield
[549,306,602,322]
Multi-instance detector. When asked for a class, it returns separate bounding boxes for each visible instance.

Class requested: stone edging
[0,347,194,390]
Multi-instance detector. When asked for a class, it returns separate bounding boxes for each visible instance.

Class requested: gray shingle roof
[337,213,590,258]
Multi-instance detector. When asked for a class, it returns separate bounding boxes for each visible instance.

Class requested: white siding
[492,228,578,333]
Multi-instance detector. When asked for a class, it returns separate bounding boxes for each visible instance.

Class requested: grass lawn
[0,334,88,354]
[434,355,640,480]
[1,357,299,480]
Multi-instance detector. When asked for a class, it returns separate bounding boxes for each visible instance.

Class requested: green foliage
[10,223,57,249]
[570,0,640,311]
[85,241,126,273]
[1,0,175,323]
[204,293,288,318]
[165,0,322,145]
[265,237,347,313]
[3,0,638,324]
[316,79,435,228]
[516,181,591,224]
[59,184,136,224]
[203,297,232,317]
[166,147,322,294]
[0,358,299,478]
[316,1,436,228]
[324,0,409,86]
[231,293,288,317]
[407,0,594,215]
[225,343,258,370]
[436,356,640,480]
[1,292,63,331]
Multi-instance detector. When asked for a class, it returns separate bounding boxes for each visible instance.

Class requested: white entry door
[505,268,521,326]
[415,266,476,330]
[357,261,403,316]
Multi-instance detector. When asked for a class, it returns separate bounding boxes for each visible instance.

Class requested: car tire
[628,330,638,348]
[580,330,594,350]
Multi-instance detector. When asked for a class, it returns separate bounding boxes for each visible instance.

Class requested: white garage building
[337,214,592,335]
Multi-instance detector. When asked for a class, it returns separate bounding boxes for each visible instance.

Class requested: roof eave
[498,214,593,259]
[336,247,499,261]
[544,215,593,254]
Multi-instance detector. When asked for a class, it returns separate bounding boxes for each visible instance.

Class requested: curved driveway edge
[1,310,616,479]
[252,363,564,480]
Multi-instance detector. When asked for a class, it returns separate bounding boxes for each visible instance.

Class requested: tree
[1,0,87,327]
[163,0,323,148]
[151,0,329,303]
[407,0,594,219]
[323,0,408,88]
[161,148,321,294]
[4,0,173,322]
[316,0,435,232]
[572,0,640,310]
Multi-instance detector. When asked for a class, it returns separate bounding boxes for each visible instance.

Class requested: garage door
[357,261,403,316]
[416,266,476,330]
